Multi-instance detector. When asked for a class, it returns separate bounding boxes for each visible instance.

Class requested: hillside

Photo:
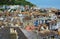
[0,0,35,6]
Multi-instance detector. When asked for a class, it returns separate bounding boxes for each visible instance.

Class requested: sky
[26,0,60,9]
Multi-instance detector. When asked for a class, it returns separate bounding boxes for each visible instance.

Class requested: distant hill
[0,0,35,6]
